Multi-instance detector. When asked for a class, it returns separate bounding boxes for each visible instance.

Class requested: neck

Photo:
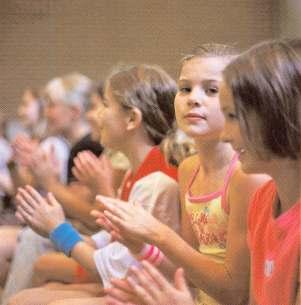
[123,140,155,173]
[64,120,89,145]
[195,139,234,174]
[268,158,300,215]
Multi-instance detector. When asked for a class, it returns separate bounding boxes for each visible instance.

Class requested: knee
[7,289,30,305]
[33,255,48,275]
[47,301,65,305]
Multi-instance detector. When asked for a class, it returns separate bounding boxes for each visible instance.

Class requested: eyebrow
[178,78,220,83]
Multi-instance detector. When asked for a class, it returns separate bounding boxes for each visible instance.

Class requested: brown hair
[107,64,177,145]
[223,39,301,159]
[180,43,238,71]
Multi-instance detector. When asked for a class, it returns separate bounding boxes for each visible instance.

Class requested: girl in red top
[220,39,301,305]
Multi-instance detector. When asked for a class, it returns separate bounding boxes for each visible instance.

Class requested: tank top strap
[221,153,239,214]
[186,161,201,194]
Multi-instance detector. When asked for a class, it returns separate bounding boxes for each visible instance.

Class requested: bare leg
[48,297,105,305]
[2,227,54,305]
[7,285,102,305]
[32,253,97,286]
[0,226,21,286]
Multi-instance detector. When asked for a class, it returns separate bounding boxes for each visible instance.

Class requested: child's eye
[205,87,219,96]
[226,112,237,120]
[178,87,191,93]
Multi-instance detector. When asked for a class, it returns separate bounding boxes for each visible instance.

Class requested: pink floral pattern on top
[185,154,238,259]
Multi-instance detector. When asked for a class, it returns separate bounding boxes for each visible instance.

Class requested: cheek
[174,97,185,124]
[209,104,225,129]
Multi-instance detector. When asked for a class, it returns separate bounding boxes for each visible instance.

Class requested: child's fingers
[17,197,35,216]
[74,157,85,174]
[47,192,60,207]
[103,210,127,229]
[140,260,168,290]
[110,279,134,294]
[15,210,25,223]
[90,209,103,218]
[16,205,33,225]
[127,275,154,305]
[105,286,136,302]
[174,268,190,292]
[25,185,45,204]
[78,154,95,172]
[17,188,39,209]
[71,167,82,181]
[104,296,126,305]
[96,195,129,216]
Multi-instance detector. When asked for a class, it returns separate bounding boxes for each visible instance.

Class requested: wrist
[96,182,115,197]
[49,222,83,256]
[136,243,164,266]
[151,222,169,248]
[47,219,65,233]
[41,175,57,189]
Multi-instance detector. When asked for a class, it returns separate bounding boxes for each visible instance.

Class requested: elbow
[219,287,249,305]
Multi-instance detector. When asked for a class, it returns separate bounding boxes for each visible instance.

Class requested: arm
[99,167,269,304]
[32,252,98,286]
[15,186,101,279]
[105,261,195,305]
[178,157,199,249]
[153,169,267,304]
[40,177,100,230]
[31,149,117,230]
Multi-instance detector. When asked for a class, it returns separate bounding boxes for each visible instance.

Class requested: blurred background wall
[0,0,297,117]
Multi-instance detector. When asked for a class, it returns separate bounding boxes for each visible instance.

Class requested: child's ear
[126,107,143,131]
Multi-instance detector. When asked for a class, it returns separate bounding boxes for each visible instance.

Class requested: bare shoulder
[228,163,270,209]
[230,163,270,191]
[178,154,199,183]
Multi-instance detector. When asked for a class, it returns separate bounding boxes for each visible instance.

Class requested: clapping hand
[29,145,60,186]
[72,151,115,196]
[15,185,65,237]
[105,261,194,305]
[126,262,194,305]
[94,195,164,246]
[12,135,38,167]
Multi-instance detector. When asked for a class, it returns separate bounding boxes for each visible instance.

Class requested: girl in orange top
[220,39,301,305]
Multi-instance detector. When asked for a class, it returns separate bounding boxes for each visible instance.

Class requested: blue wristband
[49,222,83,256]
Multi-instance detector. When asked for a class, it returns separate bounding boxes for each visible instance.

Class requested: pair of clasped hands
[15,185,195,305]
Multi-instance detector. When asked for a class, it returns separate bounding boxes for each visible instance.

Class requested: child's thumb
[174,268,189,292]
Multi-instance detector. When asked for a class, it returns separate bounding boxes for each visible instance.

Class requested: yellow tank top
[185,154,238,305]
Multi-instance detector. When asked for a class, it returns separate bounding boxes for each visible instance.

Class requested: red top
[248,180,300,305]
[120,146,178,201]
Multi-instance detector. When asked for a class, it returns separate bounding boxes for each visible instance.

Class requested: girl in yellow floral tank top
[185,154,238,304]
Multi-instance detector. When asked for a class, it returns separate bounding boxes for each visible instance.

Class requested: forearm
[94,180,116,198]
[154,225,248,305]
[70,241,100,280]
[9,166,35,193]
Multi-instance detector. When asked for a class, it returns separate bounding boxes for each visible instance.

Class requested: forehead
[104,83,119,104]
[219,82,235,110]
[180,57,227,81]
